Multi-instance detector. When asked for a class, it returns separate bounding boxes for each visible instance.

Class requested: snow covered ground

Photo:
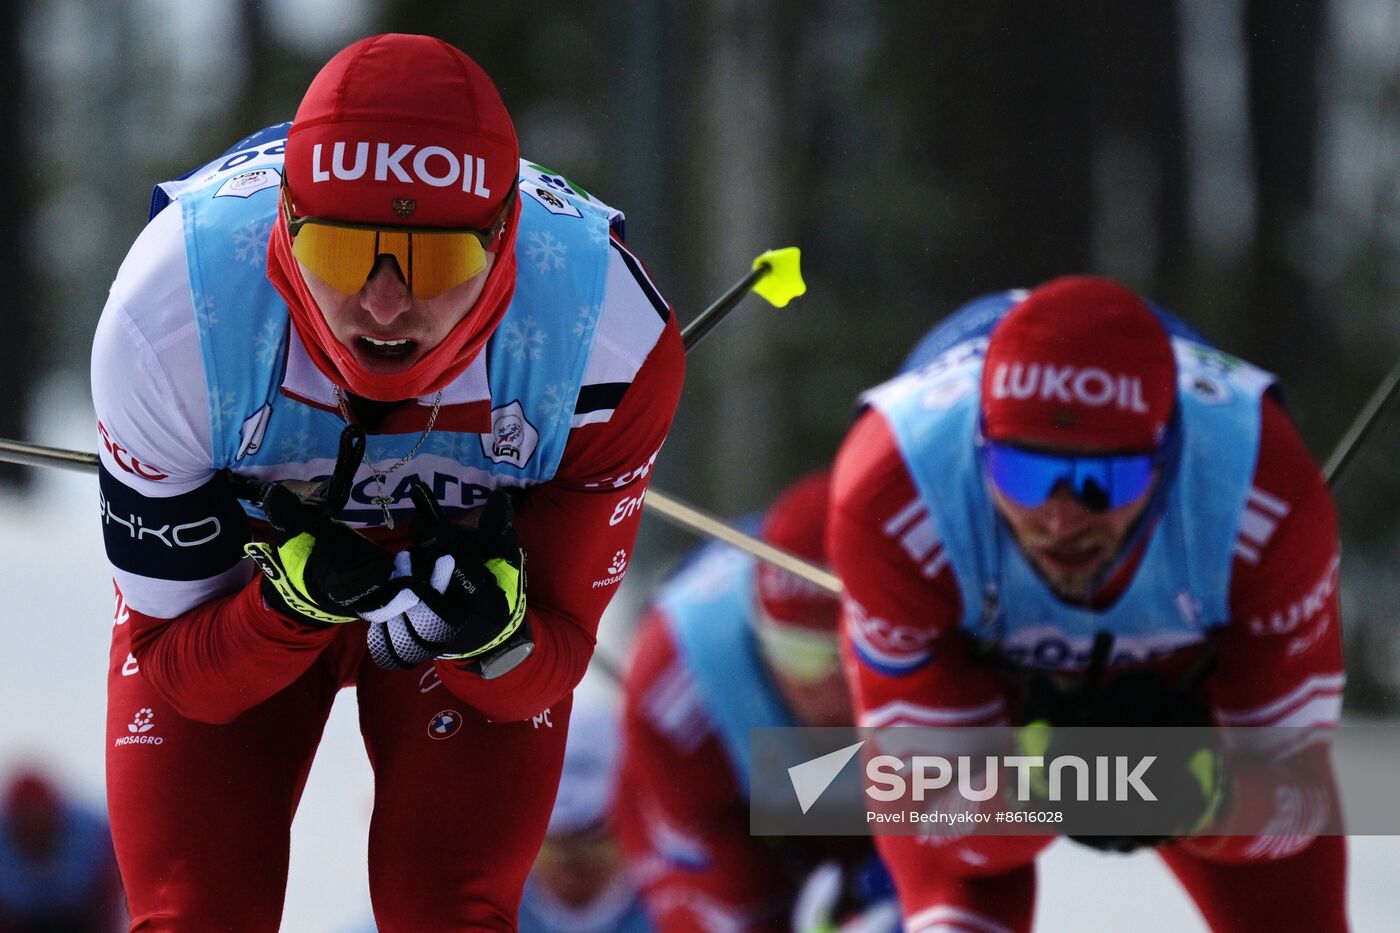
[3,384,1397,931]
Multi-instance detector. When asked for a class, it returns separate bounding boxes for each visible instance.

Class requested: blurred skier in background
[519,686,652,933]
[617,471,898,931]
[831,277,1346,931]
[0,767,124,933]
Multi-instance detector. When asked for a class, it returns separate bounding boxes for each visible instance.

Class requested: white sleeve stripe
[882,496,927,537]
[1268,695,1344,728]
[861,698,1006,728]
[898,517,940,563]
[1233,540,1261,564]
[570,409,615,428]
[112,562,255,620]
[1238,508,1279,546]
[1248,485,1291,517]
[641,658,715,749]
[1216,673,1346,726]
[609,238,669,322]
[906,905,1015,933]
[1219,694,1343,729]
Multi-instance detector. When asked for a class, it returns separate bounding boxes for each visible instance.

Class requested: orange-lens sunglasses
[281,185,512,300]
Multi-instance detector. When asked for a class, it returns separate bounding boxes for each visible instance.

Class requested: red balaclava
[755,470,840,633]
[269,33,522,401]
[981,276,1177,452]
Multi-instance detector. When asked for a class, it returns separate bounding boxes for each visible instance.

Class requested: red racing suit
[831,395,1346,933]
[92,162,683,930]
[617,609,874,932]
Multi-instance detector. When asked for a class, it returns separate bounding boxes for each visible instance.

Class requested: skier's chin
[1029,547,1110,600]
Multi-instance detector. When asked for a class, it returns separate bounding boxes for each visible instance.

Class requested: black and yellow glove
[1015,636,1225,852]
[363,482,531,678]
[242,425,397,626]
[244,516,396,625]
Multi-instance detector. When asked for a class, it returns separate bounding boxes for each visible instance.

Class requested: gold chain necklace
[334,386,443,529]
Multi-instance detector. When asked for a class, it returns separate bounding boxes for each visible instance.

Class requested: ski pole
[1322,355,1400,489]
[642,489,840,594]
[681,247,805,351]
[0,438,99,474]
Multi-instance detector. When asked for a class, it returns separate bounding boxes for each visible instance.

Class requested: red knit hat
[755,470,840,632]
[284,34,518,227]
[270,34,522,401]
[981,276,1177,452]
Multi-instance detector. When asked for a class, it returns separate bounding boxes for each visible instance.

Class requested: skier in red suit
[92,34,683,930]
[831,278,1346,932]
[618,472,897,931]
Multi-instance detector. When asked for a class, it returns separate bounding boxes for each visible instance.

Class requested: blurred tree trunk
[1143,4,1191,301]
[1094,2,1191,305]
[987,1,1098,287]
[369,4,554,119]
[0,0,36,488]
[236,0,269,133]
[885,1,1097,298]
[1243,0,1327,435]
[676,0,793,512]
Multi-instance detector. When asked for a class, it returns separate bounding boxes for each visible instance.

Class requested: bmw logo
[428,710,462,740]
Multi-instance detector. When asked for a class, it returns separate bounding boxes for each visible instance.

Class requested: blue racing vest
[866,332,1276,670]
[156,128,620,526]
[658,544,795,796]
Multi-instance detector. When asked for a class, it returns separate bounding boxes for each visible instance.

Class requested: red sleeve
[127,548,342,726]
[1191,396,1344,861]
[831,409,1011,730]
[1210,395,1344,727]
[615,611,790,932]
[435,314,685,721]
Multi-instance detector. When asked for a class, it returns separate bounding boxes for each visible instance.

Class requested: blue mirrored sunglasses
[981,442,1159,512]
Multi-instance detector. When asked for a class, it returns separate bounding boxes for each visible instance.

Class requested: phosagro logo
[114,708,164,747]
[591,549,629,590]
